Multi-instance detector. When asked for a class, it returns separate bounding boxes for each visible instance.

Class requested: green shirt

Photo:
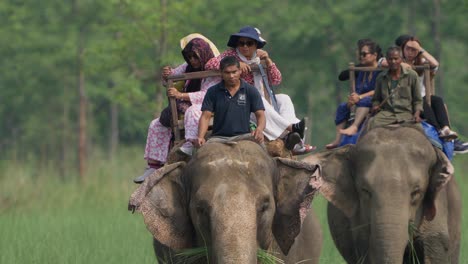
[371,66,423,126]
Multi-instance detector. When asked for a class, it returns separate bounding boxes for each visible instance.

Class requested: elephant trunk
[368,210,409,264]
[210,193,258,264]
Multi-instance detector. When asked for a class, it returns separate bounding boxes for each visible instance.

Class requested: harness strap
[258,64,279,112]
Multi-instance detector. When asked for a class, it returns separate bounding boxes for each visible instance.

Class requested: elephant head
[129,140,321,263]
[306,126,454,263]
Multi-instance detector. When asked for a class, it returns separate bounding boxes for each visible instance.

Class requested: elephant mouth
[171,247,284,263]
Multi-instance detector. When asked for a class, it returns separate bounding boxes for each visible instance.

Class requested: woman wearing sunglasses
[205,26,315,155]
[326,39,382,148]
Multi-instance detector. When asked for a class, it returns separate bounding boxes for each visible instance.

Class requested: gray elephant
[304,125,461,263]
[129,140,323,263]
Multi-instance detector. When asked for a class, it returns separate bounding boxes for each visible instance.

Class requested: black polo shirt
[201,80,264,137]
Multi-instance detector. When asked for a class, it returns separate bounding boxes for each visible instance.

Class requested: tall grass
[1,147,467,263]
[0,147,154,263]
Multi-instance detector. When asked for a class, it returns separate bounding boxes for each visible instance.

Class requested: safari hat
[180,33,220,56]
[227,26,267,49]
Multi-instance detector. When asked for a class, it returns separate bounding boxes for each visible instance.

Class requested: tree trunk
[109,101,119,160]
[159,0,167,61]
[78,27,87,179]
[73,0,88,179]
[155,0,168,113]
[432,0,443,96]
[60,85,69,180]
[408,1,417,35]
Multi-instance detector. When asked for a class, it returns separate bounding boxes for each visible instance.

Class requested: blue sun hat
[227,26,267,49]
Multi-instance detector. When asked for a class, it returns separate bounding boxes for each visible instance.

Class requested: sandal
[292,144,317,155]
[177,141,194,156]
[133,162,164,184]
[325,143,339,150]
[133,167,157,184]
[439,127,458,141]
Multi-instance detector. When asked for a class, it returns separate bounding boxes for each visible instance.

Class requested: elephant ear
[128,162,193,249]
[424,147,454,221]
[272,158,321,255]
[313,145,358,218]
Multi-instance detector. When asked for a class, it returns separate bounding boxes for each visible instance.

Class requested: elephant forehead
[207,157,250,168]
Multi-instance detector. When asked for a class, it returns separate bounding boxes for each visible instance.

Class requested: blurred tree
[0,0,466,178]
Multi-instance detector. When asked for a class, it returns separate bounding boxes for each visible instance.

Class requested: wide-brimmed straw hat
[227,26,267,49]
[180,33,220,56]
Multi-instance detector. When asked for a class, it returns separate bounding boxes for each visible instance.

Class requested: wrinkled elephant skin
[304,126,461,264]
[129,140,323,264]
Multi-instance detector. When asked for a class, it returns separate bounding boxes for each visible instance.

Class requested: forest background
[1,0,467,263]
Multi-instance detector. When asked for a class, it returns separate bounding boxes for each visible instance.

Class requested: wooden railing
[165,64,261,141]
[347,62,433,105]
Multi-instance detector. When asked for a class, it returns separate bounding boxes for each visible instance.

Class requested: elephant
[304,125,461,263]
[129,139,323,264]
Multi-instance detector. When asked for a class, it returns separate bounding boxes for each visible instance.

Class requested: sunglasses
[360,51,371,57]
[238,40,256,47]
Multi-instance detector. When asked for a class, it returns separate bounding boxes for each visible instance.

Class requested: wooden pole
[424,62,432,106]
[165,65,262,142]
[167,79,181,141]
[349,62,355,94]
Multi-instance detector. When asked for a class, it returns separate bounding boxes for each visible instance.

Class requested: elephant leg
[419,190,460,264]
[327,203,358,264]
[421,233,450,263]
[447,179,461,264]
[419,189,451,263]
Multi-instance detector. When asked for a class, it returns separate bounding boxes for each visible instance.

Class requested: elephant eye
[410,189,422,205]
[260,202,270,213]
[194,201,211,216]
[258,197,270,213]
[360,188,372,198]
[196,206,205,215]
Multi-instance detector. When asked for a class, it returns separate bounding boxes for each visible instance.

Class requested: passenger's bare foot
[340,125,358,136]
[325,141,340,150]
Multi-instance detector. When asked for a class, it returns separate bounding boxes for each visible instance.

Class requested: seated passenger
[198,56,266,146]
[326,39,382,149]
[134,34,219,184]
[401,36,458,140]
[337,38,383,81]
[386,35,467,155]
[368,46,422,130]
[204,26,314,154]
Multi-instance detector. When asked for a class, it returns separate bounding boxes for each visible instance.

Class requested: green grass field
[1,147,467,263]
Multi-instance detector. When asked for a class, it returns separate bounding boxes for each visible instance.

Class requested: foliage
[1,0,467,172]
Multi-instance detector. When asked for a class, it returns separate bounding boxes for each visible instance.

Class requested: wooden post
[423,62,432,106]
[167,79,181,141]
[349,62,355,94]
[77,26,87,180]
[165,65,261,143]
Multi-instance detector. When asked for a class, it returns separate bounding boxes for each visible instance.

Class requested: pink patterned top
[169,63,219,105]
[204,48,282,86]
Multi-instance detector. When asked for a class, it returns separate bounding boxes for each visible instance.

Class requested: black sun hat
[227,26,267,49]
